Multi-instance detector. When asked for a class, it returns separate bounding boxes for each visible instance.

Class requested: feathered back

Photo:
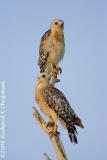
[42,85,84,144]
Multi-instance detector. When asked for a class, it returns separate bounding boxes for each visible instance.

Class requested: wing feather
[38,29,51,72]
[42,86,84,144]
[42,86,75,120]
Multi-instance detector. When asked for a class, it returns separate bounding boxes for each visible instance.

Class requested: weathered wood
[32,106,67,160]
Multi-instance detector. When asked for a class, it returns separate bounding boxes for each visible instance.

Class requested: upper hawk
[38,19,65,82]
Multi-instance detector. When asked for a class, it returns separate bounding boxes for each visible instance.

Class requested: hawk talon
[51,65,62,84]
[53,65,62,75]
[53,65,56,69]
[59,67,62,74]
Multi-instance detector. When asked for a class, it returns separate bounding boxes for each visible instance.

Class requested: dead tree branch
[32,106,67,160]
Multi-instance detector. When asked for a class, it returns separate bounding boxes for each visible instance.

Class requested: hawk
[38,19,65,83]
[35,73,84,143]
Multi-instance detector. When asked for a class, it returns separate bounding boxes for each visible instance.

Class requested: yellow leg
[53,65,62,74]
[50,64,62,84]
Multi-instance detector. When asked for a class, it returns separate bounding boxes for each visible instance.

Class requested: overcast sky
[0,0,107,160]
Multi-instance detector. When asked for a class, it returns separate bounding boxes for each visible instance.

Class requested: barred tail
[67,125,78,144]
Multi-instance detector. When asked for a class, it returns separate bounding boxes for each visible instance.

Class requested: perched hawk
[38,19,65,82]
[35,73,84,144]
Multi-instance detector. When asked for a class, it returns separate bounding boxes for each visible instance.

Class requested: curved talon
[58,67,62,74]
[53,65,62,75]
[50,64,62,85]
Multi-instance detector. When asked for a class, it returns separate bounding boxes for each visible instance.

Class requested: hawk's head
[51,19,64,31]
[37,73,51,84]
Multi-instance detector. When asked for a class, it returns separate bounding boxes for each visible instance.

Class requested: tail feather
[66,116,84,144]
[67,125,78,144]
[74,116,84,128]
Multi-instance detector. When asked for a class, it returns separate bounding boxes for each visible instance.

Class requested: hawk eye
[42,75,46,78]
[55,22,58,25]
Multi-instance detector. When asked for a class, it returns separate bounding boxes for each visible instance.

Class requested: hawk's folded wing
[38,29,51,72]
[42,86,84,143]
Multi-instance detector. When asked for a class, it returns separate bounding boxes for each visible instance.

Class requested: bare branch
[32,106,67,160]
